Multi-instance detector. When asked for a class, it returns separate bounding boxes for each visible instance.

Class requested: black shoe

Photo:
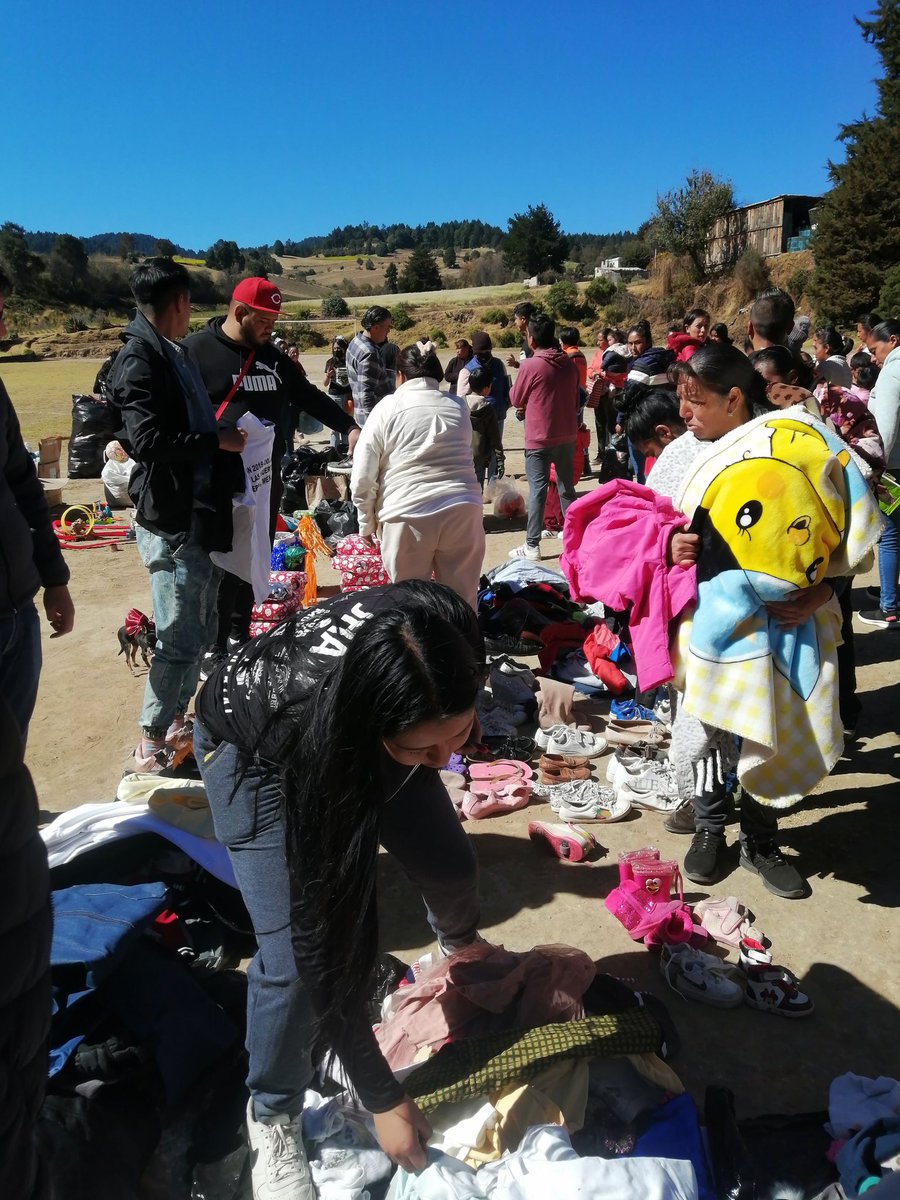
[857,608,898,629]
[483,634,538,656]
[865,585,881,602]
[739,838,807,899]
[684,829,726,884]
[664,799,696,835]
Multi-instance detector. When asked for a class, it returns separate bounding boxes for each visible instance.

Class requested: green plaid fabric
[405,1011,661,1113]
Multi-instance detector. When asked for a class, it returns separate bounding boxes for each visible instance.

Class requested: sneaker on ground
[492,655,538,687]
[509,543,541,561]
[617,763,681,810]
[653,698,673,726]
[610,697,658,722]
[484,634,538,656]
[559,790,631,823]
[664,798,696,835]
[246,1100,315,1200]
[684,828,727,884]
[606,751,668,790]
[857,608,898,629]
[200,646,227,681]
[534,724,570,750]
[739,839,807,899]
[544,726,608,759]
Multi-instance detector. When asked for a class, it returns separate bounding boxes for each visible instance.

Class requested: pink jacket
[560,479,697,691]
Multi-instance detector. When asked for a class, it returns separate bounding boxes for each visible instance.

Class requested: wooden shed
[706,194,822,267]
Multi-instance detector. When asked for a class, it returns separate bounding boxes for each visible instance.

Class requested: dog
[117,608,156,675]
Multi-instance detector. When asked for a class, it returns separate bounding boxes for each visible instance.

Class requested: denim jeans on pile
[135,524,222,733]
[0,601,42,741]
[877,505,900,612]
[194,718,480,1121]
[524,444,577,546]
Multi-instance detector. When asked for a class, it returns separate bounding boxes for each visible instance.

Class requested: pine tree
[398,246,442,292]
[443,243,457,268]
[503,204,568,276]
[810,1,900,321]
[384,262,399,294]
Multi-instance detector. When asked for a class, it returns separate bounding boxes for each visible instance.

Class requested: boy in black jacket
[107,258,246,771]
[185,278,359,660]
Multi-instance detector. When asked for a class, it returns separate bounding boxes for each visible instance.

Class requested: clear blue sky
[3,0,881,251]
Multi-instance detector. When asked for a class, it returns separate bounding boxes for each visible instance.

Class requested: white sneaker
[654,698,673,726]
[618,764,681,811]
[509,543,540,561]
[545,727,608,759]
[557,784,632,823]
[534,724,570,750]
[606,751,668,789]
[246,1100,315,1200]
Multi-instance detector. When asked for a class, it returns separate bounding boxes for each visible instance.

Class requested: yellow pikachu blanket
[673,410,883,806]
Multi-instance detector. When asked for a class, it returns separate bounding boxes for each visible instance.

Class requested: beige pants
[379,504,486,609]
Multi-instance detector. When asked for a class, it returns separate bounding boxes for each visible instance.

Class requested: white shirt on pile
[350,376,482,537]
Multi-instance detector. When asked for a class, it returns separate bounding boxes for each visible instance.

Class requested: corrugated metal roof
[730,194,823,212]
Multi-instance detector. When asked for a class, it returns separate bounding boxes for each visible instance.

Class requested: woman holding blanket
[194,581,483,1198]
[646,344,881,897]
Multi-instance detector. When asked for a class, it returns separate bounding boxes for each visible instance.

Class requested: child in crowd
[850,352,879,404]
[466,365,505,491]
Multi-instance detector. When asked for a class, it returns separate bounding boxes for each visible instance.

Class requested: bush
[878,263,900,317]
[321,295,350,318]
[295,324,327,350]
[481,307,509,326]
[786,269,812,299]
[585,276,617,306]
[495,328,519,348]
[391,304,414,331]
[430,330,448,348]
[734,249,771,299]
[64,313,90,332]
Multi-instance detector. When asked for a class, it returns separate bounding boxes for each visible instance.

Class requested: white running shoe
[246,1100,315,1200]
[509,543,540,561]
[618,764,681,812]
[558,789,632,823]
[544,726,608,759]
[534,724,571,750]
[606,750,668,789]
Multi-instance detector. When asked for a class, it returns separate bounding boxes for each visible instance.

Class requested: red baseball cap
[232,277,283,315]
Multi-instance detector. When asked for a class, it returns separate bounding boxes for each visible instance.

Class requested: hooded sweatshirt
[510,348,579,450]
[185,318,356,462]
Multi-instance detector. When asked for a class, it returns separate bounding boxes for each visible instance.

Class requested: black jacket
[185,319,357,462]
[0,378,70,617]
[0,697,52,1199]
[107,313,239,551]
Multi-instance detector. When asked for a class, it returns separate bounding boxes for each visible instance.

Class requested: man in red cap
[186,278,359,668]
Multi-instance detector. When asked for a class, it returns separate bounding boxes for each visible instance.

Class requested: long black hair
[671,342,776,419]
[258,581,484,1064]
[619,384,686,446]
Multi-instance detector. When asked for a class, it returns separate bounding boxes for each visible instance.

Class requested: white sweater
[869,346,900,469]
[350,377,482,535]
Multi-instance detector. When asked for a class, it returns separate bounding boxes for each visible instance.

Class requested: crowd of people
[2,256,899,1200]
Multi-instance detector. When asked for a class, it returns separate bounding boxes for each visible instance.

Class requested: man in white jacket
[862,318,900,628]
[350,344,485,607]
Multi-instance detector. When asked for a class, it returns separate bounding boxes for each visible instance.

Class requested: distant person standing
[508,313,579,561]
[108,259,247,772]
[347,306,394,426]
[456,331,511,483]
[444,339,473,394]
[506,301,535,370]
[0,269,75,744]
[324,335,353,454]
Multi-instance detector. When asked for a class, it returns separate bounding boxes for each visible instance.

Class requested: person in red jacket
[508,313,579,560]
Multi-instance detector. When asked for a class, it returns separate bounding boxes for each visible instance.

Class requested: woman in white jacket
[350,343,485,607]
[863,318,900,627]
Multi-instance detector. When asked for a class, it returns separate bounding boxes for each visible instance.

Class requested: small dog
[117,608,156,675]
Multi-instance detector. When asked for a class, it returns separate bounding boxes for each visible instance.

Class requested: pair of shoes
[508,543,541,561]
[616,762,681,812]
[610,697,659,722]
[743,963,814,1017]
[540,764,592,784]
[605,720,669,747]
[528,820,597,862]
[535,724,607,758]
[857,607,898,629]
[693,895,764,949]
[660,943,744,1009]
[664,798,696,834]
[684,828,728,884]
[606,748,668,789]
[553,781,631,823]
[246,1099,315,1199]
[739,838,807,899]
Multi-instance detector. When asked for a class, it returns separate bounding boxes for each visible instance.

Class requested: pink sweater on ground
[560,478,697,691]
[510,348,579,449]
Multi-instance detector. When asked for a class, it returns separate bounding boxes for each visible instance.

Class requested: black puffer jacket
[0,697,52,1198]
[107,312,240,551]
[0,378,70,617]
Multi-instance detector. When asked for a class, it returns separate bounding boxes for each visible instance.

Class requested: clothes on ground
[209,413,276,602]
[672,409,883,805]
[828,1075,900,1141]
[560,479,698,692]
[302,1089,393,1200]
[117,772,215,838]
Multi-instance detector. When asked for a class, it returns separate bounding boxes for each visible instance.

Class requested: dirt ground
[20,354,900,1126]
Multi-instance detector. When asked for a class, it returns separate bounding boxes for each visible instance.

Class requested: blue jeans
[0,602,42,743]
[194,719,480,1120]
[878,505,900,612]
[524,444,577,546]
[135,524,222,734]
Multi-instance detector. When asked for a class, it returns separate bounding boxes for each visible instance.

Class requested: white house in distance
[594,257,648,283]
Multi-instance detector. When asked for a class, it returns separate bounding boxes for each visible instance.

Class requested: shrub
[391,304,414,331]
[786,269,811,299]
[64,313,90,333]
[481,307,509,326]
[430,330,448,348]
[321,295,350,318]
[544,280,579,318]
[734,249,771,299]
[495,328,519,348]
[295,324,327,350]
[878,263,900,317]
[585,276,617,306]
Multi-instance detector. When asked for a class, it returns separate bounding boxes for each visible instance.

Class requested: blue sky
[3,0,881,251]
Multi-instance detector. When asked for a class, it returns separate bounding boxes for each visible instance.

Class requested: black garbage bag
[705,1085,756,1200]
[314,499,359,541]
[68,394,118,478]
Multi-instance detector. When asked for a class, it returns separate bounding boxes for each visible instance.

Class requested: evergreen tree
[443,243,457,268]
[155,238,178,257]
[810,1,900,321]
[119,233,135,260]
[48,234,89,296]
[384,262,399,293]
[0,222,42,293]
[503,204,568,276]
[398,246,442,292]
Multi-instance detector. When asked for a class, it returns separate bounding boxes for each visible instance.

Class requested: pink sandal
[468,759,533,784]
[462,784,532,820]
